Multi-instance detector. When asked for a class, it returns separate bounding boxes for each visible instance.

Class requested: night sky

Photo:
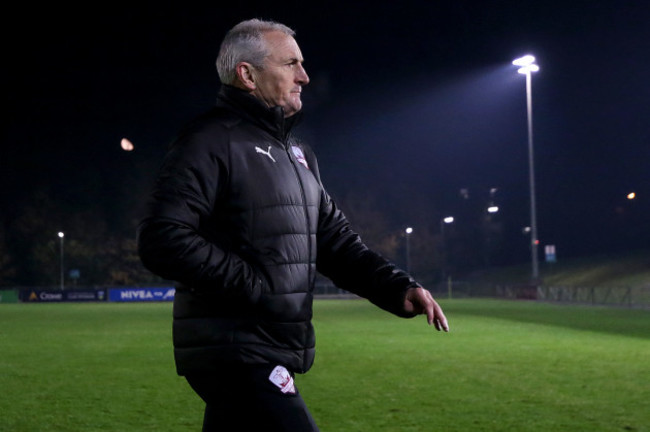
[3,1,649,264]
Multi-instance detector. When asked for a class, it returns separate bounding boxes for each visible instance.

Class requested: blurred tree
[0,223,17,286]
[334,192,400,260]
[102,236,163,285]
[8,188,64,285]
[407,223,440,286]
[333,188,443,286]
[6,187,158,286]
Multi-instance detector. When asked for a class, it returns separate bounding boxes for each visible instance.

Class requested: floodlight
[518,64,540,75]
[512,55,536,66]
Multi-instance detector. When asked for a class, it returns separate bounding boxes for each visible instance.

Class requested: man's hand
[404,287,449,332]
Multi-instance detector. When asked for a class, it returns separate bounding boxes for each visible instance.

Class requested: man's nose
[296,64,309,85]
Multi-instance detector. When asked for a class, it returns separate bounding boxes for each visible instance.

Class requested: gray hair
[216,19,296,85]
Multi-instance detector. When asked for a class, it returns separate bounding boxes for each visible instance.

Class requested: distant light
[405,227,413,234]
[120,138,135,151]
[512,55,536,67]
[534,239,540,245]
[58,232,65,238]
[523,227,531,234]
[627,192,636,200]
[487,206,499,214]
[443,216,454,224]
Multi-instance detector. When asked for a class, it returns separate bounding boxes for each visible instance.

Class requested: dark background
[2,1,649,283]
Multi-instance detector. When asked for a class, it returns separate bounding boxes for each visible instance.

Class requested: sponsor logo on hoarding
[65,291,101,301]
[109,287,175,302]
[120,290,155,300]
[26,291,64,302]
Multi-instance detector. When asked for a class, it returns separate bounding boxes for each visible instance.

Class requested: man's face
[250,31,310,117]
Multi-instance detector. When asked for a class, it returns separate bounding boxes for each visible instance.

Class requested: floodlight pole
[58,232,65,290]
[440,217,454,281]
[513,55,540,281]
[405,227,413,273]
[525,70,539,281]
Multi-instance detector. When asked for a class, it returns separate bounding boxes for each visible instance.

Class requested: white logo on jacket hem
[268,365,296,394]
[255,146,276,163]
[291,146,309,170]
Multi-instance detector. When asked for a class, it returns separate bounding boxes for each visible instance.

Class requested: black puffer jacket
[137,85,418,375]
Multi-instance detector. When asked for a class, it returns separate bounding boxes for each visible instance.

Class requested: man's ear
[235,62,256,91]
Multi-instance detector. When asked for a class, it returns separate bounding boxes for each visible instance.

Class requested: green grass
[1,300,649,431]
[0,303,200,431]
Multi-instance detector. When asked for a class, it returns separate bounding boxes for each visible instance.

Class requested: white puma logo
[255,146,276,163]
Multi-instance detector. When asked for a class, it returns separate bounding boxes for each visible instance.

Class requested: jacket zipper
[284,141,313,289]
[284,140,312,372]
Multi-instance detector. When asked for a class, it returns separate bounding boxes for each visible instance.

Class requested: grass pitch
[1,299,648,431]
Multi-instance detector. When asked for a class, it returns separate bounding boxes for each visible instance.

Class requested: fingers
[423,289,449,332]
[405,287,450,332]
[434,302,450,332]
[423,290,435,326]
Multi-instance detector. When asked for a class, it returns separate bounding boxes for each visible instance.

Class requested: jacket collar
[216,85,302,142]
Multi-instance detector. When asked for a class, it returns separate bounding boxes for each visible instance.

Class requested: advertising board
[108,287,175,302]
[22,290,106,302]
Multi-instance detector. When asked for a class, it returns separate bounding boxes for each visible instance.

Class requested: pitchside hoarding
[108,287,175,302]
[22,289,107,302]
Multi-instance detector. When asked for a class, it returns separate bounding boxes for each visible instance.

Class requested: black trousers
[185,364,319,432]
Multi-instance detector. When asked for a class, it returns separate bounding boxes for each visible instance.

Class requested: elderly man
[137,18,448,431]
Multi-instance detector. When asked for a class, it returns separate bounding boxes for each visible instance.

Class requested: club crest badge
[268,365,296,394]
[291,146,309,170]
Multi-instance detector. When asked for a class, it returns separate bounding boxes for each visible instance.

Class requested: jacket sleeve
[136,125,264,304]
[305,147,418,318]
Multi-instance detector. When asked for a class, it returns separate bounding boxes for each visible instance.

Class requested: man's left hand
[404,287,449,332]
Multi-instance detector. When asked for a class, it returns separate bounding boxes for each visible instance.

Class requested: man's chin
[283,102,302,117]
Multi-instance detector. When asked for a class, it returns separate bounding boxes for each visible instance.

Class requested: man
[137,18,448,431]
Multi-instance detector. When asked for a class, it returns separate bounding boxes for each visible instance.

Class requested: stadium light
[58,232,65,290]
[405,227,413,272]
[440,217,454,282]
[512,55,535,67]
[513,54,540,282]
